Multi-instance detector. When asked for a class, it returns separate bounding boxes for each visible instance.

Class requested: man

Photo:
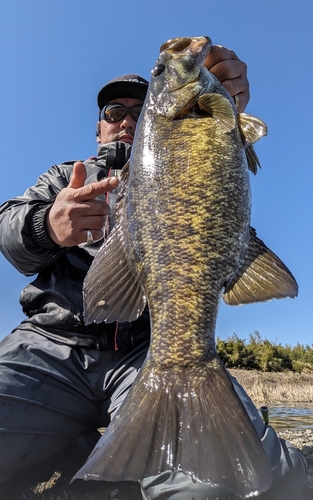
[0,45,306,499]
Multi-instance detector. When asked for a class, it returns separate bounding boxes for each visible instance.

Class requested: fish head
[147,36,216,119]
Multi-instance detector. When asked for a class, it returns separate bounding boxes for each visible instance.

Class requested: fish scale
[129,117,250,365]
[75,36,298,499]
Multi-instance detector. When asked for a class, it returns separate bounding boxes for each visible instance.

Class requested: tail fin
[73,359,272,499]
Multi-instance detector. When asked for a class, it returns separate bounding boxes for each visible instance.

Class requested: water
[260,403,313,430]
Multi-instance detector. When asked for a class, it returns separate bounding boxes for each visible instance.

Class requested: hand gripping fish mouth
[73,36,298,499]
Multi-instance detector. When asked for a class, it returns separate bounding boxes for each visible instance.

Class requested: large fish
[74,36,298,498]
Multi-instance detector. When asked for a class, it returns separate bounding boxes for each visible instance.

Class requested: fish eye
[151,64,165,77]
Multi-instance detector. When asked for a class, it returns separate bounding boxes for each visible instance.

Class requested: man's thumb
[68,161,87,189]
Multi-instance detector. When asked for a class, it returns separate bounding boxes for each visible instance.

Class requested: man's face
[97,97,144,146]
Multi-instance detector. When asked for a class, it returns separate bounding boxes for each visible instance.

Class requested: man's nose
[120,113,136,129]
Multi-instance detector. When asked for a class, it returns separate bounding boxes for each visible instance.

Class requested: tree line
[216,331,313,373]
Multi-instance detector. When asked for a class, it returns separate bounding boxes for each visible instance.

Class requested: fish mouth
[160,36,211,55]
[157,36,212,119]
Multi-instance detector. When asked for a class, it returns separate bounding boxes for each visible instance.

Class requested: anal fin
[223,227,298,306]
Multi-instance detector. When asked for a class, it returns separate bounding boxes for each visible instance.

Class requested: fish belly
[128,117,251,365]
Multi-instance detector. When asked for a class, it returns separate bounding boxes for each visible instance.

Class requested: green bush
[216,331,311,372]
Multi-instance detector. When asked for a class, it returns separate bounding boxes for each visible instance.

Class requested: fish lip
[160,36,211,55]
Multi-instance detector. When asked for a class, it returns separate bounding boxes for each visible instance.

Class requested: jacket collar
[96,141,132,170]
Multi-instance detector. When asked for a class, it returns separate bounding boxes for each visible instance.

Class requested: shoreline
[229,369,313,498]
[228,368,313,404]
[278,429,313,499]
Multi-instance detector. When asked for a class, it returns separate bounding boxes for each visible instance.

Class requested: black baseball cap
[97,74,149,110]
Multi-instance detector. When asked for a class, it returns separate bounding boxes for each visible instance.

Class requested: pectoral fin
[83,161,146,324]
[198,93,236,132]
[238,113,267,144]
[238,114,268,174]
[223,227,298,306]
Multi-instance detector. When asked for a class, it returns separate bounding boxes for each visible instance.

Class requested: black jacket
[0,142,150,349]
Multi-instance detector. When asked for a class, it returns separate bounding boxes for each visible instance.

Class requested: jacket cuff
[29,203,67,256]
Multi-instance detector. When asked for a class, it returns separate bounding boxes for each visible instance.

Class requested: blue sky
[0,0,312,347]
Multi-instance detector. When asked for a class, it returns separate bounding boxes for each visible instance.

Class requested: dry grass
[229,369,313,405]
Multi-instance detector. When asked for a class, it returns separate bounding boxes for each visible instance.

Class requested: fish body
[74,37,298,498]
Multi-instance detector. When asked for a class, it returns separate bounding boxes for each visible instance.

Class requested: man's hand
[204,45,249,112]
[46,161,119,247]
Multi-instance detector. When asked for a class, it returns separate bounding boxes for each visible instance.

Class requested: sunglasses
[100,103,143,123]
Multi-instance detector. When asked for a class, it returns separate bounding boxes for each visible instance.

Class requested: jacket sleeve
[0,164,73,276]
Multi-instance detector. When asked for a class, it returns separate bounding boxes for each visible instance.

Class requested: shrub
[216,331,310,372]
